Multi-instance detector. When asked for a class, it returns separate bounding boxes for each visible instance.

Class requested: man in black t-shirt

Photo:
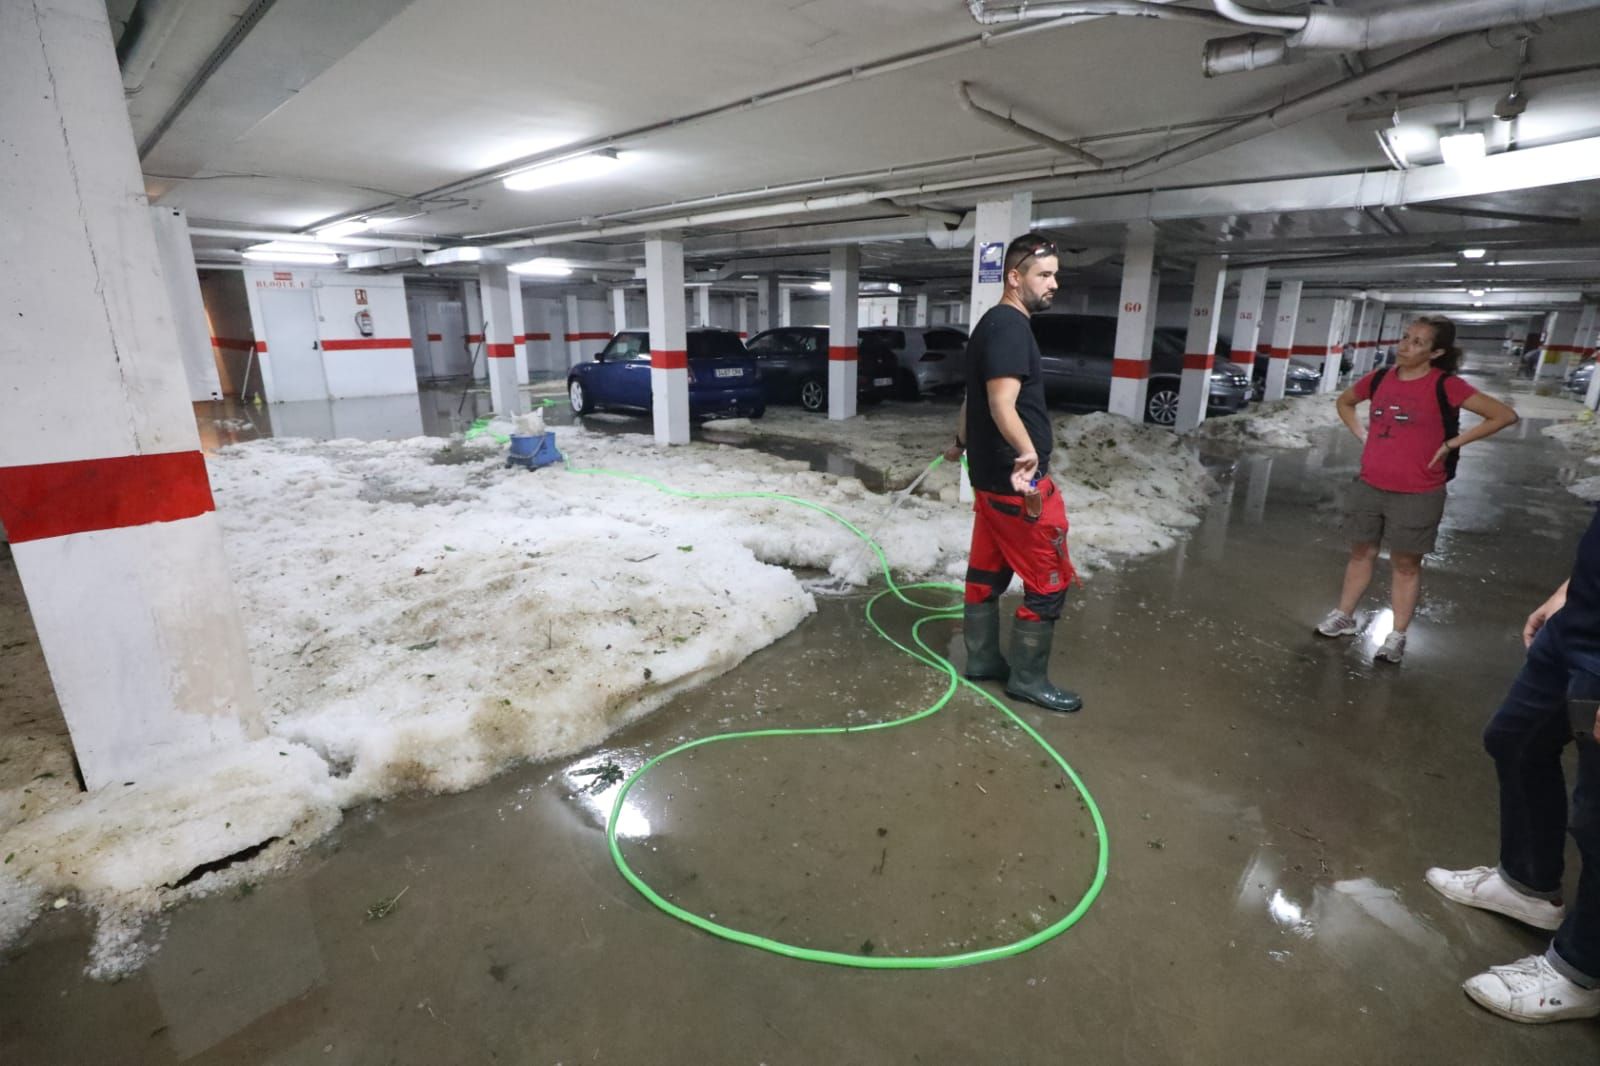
[943,232,1080,713]
[1425,506,1600,1022]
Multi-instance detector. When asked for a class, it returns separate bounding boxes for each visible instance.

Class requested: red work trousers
[964,475,1076,621]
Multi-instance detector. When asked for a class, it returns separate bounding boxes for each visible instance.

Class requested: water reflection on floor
[7,365,1600,1062]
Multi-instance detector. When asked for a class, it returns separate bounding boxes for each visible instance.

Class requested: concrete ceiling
[116,0,1600,317]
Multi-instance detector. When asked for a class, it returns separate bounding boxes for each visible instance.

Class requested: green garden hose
[564,456,1109,969]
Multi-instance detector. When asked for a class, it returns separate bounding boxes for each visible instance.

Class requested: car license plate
[714,368,742,378]
[873,377,892,387]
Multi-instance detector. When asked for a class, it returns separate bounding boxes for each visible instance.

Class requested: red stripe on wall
[486,343,516,358]
[828,345,857,362]
[0,451,215,544]
[320,338,414,351]
[1268,347,1292,359]
[739,332,749,339]
[210,336,256,352]
[1182,354,1214,371]
[526,332,552,341]
[565,332,613,341]
[652,350,688,370]
[1292,344,1335,356]
[1378,337,1399,345]
[466,333,484,343]
[1111,359,1149,379]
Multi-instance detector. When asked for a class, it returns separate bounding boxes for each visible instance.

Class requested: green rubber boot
[962,601,1010,681]
[1004,618,1082,713]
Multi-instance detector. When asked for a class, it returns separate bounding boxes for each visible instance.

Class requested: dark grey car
[1029,314,1251,426]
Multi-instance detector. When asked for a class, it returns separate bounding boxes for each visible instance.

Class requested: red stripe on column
[427,332,443,342]
[513,334,527,344]
[1182,353,1214,371]
[1268,347,1291,359]
[0,451,215,544]
[652,350,688,370]
[828,345,857,362]
[565,332,613,341]
[1548,344,1585,353]
[1228,349,1256,361]
[486,343,516,358]
[320,338,413,351]
[1111,359,1149,379]
[1378,337,1399,345]
[255,341,268,353]
[210,336,256,352]
[739,331,749,339]
[1292,344,1334,356]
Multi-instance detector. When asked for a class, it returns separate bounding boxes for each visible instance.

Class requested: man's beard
[1021,288,1055,314]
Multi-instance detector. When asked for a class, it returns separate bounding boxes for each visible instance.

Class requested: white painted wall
[199,270,258,397]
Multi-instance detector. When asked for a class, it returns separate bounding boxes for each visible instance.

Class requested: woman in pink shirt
[1315,315,1519,664]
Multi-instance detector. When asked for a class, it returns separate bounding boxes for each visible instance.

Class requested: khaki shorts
[1341,478,1447,555]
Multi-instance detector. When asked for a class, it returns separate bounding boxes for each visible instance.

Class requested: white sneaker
[1425,865,1566,930]
[1463,954,1600,1023]
[1374,630,1406,664]
[1315,609,1359,638]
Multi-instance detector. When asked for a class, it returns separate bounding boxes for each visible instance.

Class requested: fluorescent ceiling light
[314,216,397,240]
[503,150,624,192]
[1461,247,1487,259]
[810,281,832,292]
[1469,288,1486,297]
[1438,130,1487,166]
[1473,301,1484,307]
[243,250,339,265]
[510,257,573,277]
[887,282,903,294]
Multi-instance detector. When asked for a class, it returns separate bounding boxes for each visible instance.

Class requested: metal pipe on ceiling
[956,82,1104,166]
[188,227,442,250]
[966,0,1255,30]
[137,0,279,159]
[1205,0,1600,76]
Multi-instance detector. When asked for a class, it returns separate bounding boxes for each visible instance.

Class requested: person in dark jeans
[944,232,1080,713]
[1426,507,1600,1022]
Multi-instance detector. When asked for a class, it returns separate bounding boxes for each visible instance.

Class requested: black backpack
[1369,366,1461,481]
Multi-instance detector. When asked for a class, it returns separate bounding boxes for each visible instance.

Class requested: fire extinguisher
[354,309,374,337]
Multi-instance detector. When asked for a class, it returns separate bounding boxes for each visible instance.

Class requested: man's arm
[1525,580,1569,647]
[986,376,1037,492]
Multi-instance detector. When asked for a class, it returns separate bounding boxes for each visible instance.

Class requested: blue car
[567,328,765,420]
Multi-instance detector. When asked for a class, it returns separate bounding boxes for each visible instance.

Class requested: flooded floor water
[6,368,1600,1063]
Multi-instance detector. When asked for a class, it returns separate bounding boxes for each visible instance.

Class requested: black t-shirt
[964,304,1052,495]
[1559,505,1600,653]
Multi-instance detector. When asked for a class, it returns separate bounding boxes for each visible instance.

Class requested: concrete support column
[1554,306,1591,378]
[564,294,584,368]
[1316,299,1352,394]
[149,206,223,401]
[1344,300,1369,377]
[1353,300,1385,376]
[1175,256,1227,432]
[968,193,1033,328]
[1229,266,1269,379]
[645,234,690,445]
[0,0,261,788]
[756,275,779,332]
[1109,222,1156,422]
[1532,311,1562,382]
[479,264,523,416]
[1379,309,1404,366]
[737,296,750,339]
[1578,302,1600,409]
[1263,280,1302,402]
[611,287,628,333]
[694,285,712,328]
[508,272,529,385]
[462,280,486,381]
[827,246,860,421]
[914,292,929,327]
[779,287,793,327]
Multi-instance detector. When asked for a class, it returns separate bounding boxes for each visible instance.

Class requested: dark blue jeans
[1483,617,1600,987]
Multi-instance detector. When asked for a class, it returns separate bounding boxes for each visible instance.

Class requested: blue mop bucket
[507,431,563,470]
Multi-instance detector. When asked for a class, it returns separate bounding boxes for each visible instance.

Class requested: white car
[858,326,968,399]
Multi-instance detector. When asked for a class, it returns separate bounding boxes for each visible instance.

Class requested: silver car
[858,326,968,399]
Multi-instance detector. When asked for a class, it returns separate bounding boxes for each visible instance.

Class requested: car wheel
[1144,382,1180,426]
[568,378,589,415]
[798,377,826,412]
[749,403,766,420]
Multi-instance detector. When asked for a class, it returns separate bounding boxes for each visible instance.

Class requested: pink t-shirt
[1353,368,1477,493]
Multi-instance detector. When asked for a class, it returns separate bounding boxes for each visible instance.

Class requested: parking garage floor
[5,370,1600,1064]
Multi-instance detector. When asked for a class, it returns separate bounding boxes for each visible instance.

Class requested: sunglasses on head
[1015,241,1057,267]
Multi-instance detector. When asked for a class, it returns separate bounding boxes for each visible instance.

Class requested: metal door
[260,289,326,402]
